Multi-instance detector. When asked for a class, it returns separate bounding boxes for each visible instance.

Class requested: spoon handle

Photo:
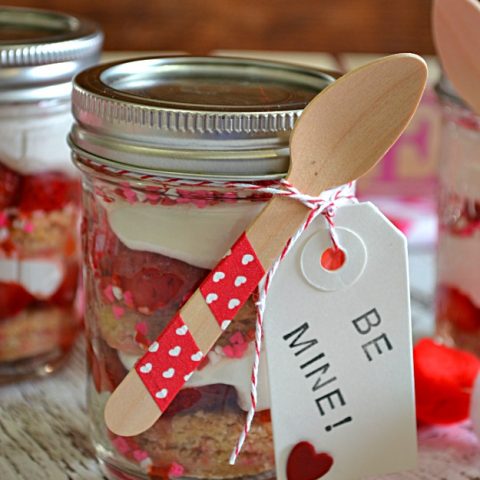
[104,195,312,436]
[248,192,311,265]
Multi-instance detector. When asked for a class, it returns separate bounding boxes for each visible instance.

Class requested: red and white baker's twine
[82,158,356,463]
[229,180,356,464]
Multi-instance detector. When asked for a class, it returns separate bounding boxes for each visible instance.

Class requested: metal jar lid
[70,55,337,180]
[0,6,103,103]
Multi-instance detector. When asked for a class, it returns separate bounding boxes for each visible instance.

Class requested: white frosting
[118,343,271,412]
[105,200,265,269]
[0,257,64,298]
[0,110,76,175]
[437,232,480,307]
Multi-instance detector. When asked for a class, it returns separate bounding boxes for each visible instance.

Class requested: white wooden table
[2,250,480,479]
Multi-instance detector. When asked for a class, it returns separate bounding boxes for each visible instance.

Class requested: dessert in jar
[435,76,480,355]
[0,7,103,380]
[70,56,338,479]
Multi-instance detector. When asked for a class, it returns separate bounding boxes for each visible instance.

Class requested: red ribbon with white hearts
[135,232,265,410]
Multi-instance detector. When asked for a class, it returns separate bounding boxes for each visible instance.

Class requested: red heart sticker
[287,441,334,480]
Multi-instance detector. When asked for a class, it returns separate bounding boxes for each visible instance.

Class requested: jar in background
[0,7,103,380]
[70,56,337,480]
[435,77,480,355]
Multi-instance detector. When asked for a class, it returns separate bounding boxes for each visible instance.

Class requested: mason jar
[0,7,103,380]
[70,56,338,480]
[435,76,480,355]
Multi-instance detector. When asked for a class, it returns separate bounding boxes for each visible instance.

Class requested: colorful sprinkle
[0,228,9,242]
[123,290,134,307]
[111,436,130,454]
[112,305,125,319]
[168,462,185,478]
[136,321,148,336]
[103,284,115,303]
[146,192,161,204]
[132,449,149,462]
[222,342,249,359]
[229,331,245,345]
[122,186,138,204]
[22,221,34,233]
[112,285,123,301]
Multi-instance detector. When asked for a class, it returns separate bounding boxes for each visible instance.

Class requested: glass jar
[70,56,337,480]
[0,7,103,380]
[435,77,480,355]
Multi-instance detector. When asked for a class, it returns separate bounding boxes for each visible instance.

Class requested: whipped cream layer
[0,112,76,175]
[0,257,64,298]
[437,232,480,307]
[440,122,480,199]
[105,200,265,269]
[119,343,270,412]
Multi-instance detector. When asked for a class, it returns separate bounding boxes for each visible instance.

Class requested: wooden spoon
[433,0,480,113]
[104,53,427,437]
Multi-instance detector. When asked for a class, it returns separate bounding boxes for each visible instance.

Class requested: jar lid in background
[435,74,469,109]
[0,6,103,103]
[435,73,480,130]
[70,56,338,179]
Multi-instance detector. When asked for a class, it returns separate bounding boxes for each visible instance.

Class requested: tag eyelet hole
[300,226,366,291]
[320,247,346,271]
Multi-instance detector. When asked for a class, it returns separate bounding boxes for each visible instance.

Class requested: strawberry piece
[149,463,184,479]
[163,384,238,417]
[122,268,184,312]
[0,163,22,209]
[87,337,128,393]
[103,343,128,391]
[162,387,202,417]
[101,239,208,315]
[19,172,79,213]
[50,262,79,307]
[148,465,172,479]
[437,285,480,332]
[0,281,34,320]
[256,409,272,423]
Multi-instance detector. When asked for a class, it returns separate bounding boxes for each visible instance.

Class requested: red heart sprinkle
[287,441,334,480]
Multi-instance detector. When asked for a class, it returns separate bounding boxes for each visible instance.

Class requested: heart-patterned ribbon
[135,233,265,410]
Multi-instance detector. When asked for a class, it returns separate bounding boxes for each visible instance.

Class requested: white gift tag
[263,202,416,480]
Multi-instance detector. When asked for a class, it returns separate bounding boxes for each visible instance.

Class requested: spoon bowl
[433,0,480,114]
[288,53,428,193]
[250,53,428,267]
